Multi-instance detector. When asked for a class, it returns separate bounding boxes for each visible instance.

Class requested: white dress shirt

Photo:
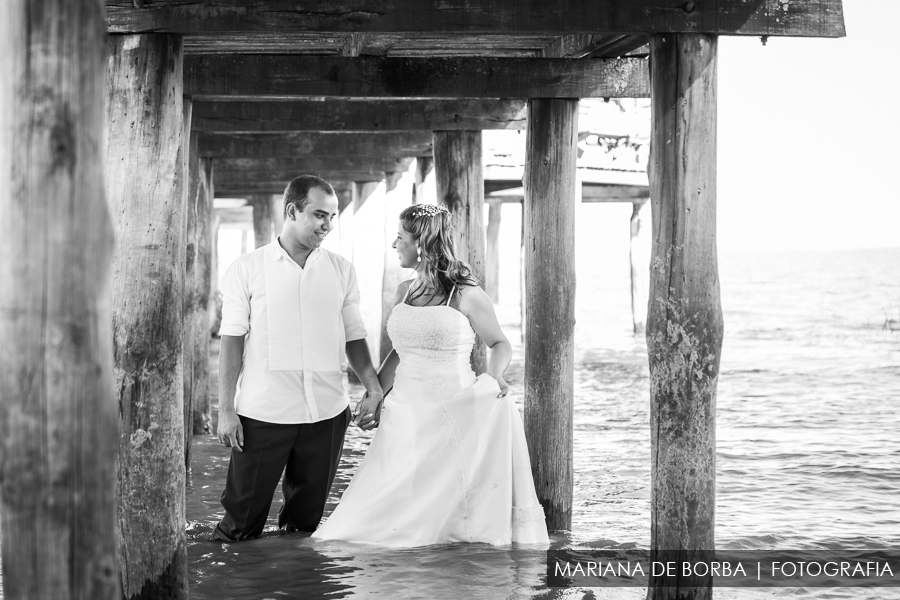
[218,239,367,424]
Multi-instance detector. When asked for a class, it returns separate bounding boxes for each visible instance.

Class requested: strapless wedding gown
[312,301,550,547]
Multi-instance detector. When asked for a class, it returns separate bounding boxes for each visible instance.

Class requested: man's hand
[354,391,383,431]
[217,409,244,452]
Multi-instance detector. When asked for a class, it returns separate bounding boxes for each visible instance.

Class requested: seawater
[185,217,899,599]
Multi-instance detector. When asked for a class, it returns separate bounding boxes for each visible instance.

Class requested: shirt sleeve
[218,257,251,337]
[340,261,367,342]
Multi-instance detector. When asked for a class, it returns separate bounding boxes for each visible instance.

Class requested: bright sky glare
[717,0,899,252]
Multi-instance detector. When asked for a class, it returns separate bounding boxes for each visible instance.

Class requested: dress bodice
[387,302,476,390]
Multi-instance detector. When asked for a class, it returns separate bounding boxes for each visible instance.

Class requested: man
[212,175,383,542]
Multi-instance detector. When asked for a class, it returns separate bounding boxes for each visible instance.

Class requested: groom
[212,175,383,542]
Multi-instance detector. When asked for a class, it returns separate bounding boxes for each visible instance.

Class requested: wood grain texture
[647,33,723,600]
[106,0,846,37]
[523,98,578,532]
[185,55,650,99]
[212,156,413,175]
[192,99,527,132]
[0,1,119,598]
[189,141,214,435]
[434,131,487,374]
[182,103,195,470]
[105,33,188,600]
[199,132,434,158]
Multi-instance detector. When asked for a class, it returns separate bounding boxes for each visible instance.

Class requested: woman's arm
[457,285,512,397]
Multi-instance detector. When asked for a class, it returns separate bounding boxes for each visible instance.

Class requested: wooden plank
[185,55,650,99]
[0,1,119,598]
[215,180,385,196]
[647,33,722,599]
[213,156,413,174]
[199,132,434,158]
[107,0,846,38]
[216,169,396,184]
[434,131,487,373]
[193,99,527,132]
[524,98,578,532]
[581,183,649,202]
[105,33,188,600]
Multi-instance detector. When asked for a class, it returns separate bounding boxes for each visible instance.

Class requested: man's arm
[345,339,383,430]
[217,335,246,451]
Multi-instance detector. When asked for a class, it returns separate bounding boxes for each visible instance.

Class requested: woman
[312,204,549,547]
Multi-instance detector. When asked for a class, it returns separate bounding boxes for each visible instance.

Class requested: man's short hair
[283,175,336,219]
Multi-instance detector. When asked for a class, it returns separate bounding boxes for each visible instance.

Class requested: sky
[716,0,899,252]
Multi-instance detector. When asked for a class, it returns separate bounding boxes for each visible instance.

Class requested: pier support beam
[182,102,195,470]
[105,33,188,600]
[523,99,578,531]
[630,200,651,334]
[485,202,502,303]
[188,139,214,436]
[251,193,275,248]
[0,1,118,598]
[380,167,415,362]
[434,130,486,373]
[647,33,723,600]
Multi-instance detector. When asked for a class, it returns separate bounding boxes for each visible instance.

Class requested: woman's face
[392,222,419,269]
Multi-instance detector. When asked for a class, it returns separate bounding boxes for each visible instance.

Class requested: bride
[312,203,549,547]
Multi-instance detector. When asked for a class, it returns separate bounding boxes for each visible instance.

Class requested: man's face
[288,187,338,249]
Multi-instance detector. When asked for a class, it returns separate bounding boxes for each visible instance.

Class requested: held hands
[353,390,384,431]
[217,409,244,452]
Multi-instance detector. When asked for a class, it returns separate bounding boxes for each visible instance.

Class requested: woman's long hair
[399,205,479,305]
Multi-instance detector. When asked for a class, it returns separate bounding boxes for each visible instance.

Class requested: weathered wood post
[415,156,436,205]
[523,99,578,531]
[630,199,650,334]
[188,137,213,436]
[0,1,119,597]
[433,131,486,373]
[380,166,415,362]
[647,33,723,600]
[182,101,195,471]
[105,34,188,599]
[485,201,502,302]
[251,193,274,248]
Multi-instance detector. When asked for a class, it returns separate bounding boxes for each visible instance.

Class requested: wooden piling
[523,98,578,531]
[647,33,723,600]
[433,131,486,373]
[251,192,274,248]
[485,202,502,303]
[0,1,119,598]
[105,33,188,600]
[183,101,195,470]
[630,200,650,335]
[380,168,415,362]
[188,137,213,436]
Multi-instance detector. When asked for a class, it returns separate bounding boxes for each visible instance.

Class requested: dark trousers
[212,407,350,542]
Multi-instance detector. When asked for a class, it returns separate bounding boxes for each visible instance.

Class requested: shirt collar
[270,237,319,266]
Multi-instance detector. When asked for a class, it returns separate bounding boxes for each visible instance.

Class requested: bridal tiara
[411,204,450,218]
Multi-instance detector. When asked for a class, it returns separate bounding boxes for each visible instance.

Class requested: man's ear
[286,204,296,220]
